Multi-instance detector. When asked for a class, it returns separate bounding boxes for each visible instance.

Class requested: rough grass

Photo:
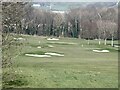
[2,69,28,88]
[6,35,118,88]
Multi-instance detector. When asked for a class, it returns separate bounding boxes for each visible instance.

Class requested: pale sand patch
[47,38,59,41]
[49,42,77,45]
[81,44,84,47]
[45,52,64,56]
[14,37,25,40]
[25,54,51,57]
[14,38,17,40]
[93,50,109,53]
[37,46,42,48]
[84,48,101,49]
[38,41,41,44]
[33,35,37,37]
[97,72,101,74]
[94,39,98,40]
[48,45,54,48]
[21,34,30,36]
[114,45,120,48]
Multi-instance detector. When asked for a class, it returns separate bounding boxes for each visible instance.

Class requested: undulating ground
[8,35,118,88]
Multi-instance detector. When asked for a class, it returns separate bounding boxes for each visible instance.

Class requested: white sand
[14,38,17,40]
[81,44,84,47]
[97,72,101,74]
[21,34,30,36]
[18,38,24,40]
[48,45,54,48]
[33,35,37,37]
[14,37,25,40]
[114,45,120,48]
[38,41,41,44]
[37,46,42,48]
[93,50,109,53]
[50,42,77,45]
[45,52,64,56]
[25,54,51,57]
[84,48,101,50]
[47,38,59,41]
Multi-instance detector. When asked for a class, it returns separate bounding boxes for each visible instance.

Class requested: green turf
[6,35,118,88]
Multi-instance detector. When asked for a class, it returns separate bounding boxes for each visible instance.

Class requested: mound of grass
[23,51,46,55]
[48,51,64,54]
[93,44,119,52]
[24,51,64,55]
[47,42,77,45]
[104,48,118,52]
[29,44,50,48]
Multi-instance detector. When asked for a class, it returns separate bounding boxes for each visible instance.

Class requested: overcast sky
[2,0,119,2]
[33,0,119,2]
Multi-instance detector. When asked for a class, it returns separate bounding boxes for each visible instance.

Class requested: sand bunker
[47,38,59,41]
[114,45,120,48]
[38,41,41,44]
[25,54,51,57]
[93,50,109,53]
[14,37,25,40]
[45,52,64,56]
[37,46,42,48]
[49,42,77,45]
[48,45,54,48]
[84,48,101,50]
[81,44,84,47]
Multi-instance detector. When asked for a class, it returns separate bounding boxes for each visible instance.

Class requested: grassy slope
[11,35,118,88]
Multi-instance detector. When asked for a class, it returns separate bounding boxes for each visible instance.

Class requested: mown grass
[23,51,46,55]
[5,35,118,88]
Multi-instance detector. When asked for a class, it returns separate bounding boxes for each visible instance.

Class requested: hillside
[33,2,117,11]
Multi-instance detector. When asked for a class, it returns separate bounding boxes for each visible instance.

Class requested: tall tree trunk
[61,26,64,37]
[57,27,59,37]
[50,20,53,36]
[88,39,90,45]
[104,38,107,45]
[111,34,114,47]
[77,20,80,38]
[99,37,101,45]
[78,34,81,39]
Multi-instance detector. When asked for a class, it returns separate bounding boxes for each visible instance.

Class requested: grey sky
[33,0,118,2]
[2,0,119,2]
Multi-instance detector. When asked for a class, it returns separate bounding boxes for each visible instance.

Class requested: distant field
[6,35,118,88]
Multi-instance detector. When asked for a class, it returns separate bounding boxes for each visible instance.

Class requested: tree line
[3,2,118,40]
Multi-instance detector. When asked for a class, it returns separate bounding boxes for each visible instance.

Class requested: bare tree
[53,13,63,37]
[108,22,117,46]
[2,2,32,87]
